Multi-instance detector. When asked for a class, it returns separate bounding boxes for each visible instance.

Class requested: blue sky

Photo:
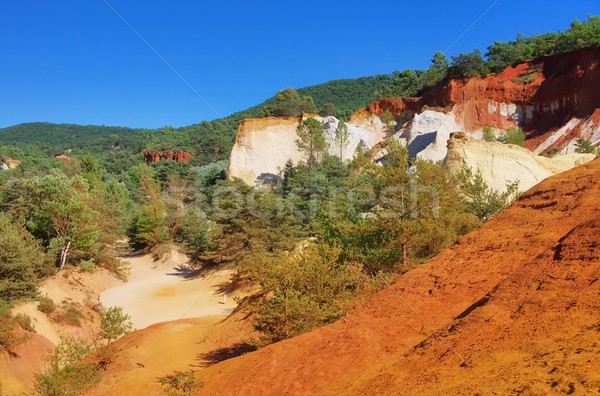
[1,1,599,129]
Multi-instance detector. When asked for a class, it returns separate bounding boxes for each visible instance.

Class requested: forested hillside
[2,16,599,169]
[0,75,394,168]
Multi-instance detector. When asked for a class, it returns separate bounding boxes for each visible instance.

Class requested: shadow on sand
[196,343,257,368]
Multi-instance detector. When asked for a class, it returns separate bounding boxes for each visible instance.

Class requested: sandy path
[100,252,237,330]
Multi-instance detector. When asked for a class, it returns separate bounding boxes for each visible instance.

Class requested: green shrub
[575,138,596,154]
[499,127,526,146]
[14,313,35,332]
[93,248,130,281]
[175,208,213,257]
[34,336,101,396]
[53,304,83,327]
[0,300,29,349]
[247,244,373,344]
[159,371,203,395]
[98,306,133,345]
[38,297,56,314]
[380,110,395,129]
[0,213,51,301]
[511,66,541,84]
[461,169,521,222]
[78,260,96,273]
[482,126,496,142]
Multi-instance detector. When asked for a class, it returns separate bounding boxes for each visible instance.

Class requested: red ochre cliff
[143,150,192,164]
[352,46,600,154]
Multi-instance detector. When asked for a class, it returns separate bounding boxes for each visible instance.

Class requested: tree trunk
[59,240,71,270]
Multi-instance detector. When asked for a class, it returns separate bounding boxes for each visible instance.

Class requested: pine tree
[335,120,350,162]
[295,118,327,168]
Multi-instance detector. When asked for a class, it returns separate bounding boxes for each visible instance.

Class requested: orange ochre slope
[195,158,600,395]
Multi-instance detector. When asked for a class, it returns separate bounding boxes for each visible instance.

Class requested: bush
[482,126,496,142]
[0,300,29,349]
[175,208,213,257]
[191,160,228,187]
[53,304,83,327]
[34,336,101,396]
[461,169,521,222]
[14,313,35,332]
[0,213,51,301]
[448,49,490,78]
[499,127,526,146]
[38,297,56,314]
[93,249,130,281]
[575,138,596,154]
[98,306,133,345]
[380,110,396,130]
[78,260,96,274]
[247,244,373,344]
[159,371,203,395]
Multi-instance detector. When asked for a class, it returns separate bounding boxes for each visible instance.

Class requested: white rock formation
[396,110,463,162]
[228,115,386,185]
[444,134,596,193]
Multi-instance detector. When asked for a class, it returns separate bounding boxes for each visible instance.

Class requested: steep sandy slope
[444,133,596,192]
[85,312,255,396]
[194,158,600,395]
[0,268,121,395]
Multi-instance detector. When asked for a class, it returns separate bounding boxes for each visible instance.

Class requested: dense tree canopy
[0,213,51,301]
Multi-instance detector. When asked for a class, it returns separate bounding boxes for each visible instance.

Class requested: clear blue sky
[1,1,599,129]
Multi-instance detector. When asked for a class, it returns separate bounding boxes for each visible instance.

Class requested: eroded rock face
[55,154,70,162]
[444,134,596,192]
[143,150,192,164]
[227,114,387,185]
[1,157,21,170]
[396,109,462,162]
[353,46,600,158]
[228,49,599,186]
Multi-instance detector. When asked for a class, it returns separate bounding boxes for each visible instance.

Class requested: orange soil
[193,158,600,395]
[86,311,255,396]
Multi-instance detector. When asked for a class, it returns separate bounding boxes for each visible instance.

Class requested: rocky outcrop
[353,46,600,158]
[350,97,422,125]
[0,157,21,170]
[143,150,192,164]
[397,109,462,161]
[228,49,599,186]
[195,158,600,395]
[444,133,596,192]
[228,114,387,185]
[55,154,70,162]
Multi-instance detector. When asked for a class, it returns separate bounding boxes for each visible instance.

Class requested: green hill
[0,74,395,167]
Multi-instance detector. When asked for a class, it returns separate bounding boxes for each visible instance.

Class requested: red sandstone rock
[143,150,192,164]
[353,47,600,154]
[55,154,70,162]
